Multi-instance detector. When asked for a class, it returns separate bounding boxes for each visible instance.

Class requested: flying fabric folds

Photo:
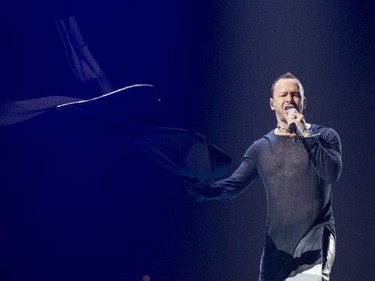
[55,16,113,94]
[0,86,231,182]
[1,16,231,182]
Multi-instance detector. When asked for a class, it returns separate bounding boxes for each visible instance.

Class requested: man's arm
[185,144,259,201]
[303,127,342,184]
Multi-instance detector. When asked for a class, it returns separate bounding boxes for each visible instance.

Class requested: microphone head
[286,108,298,144]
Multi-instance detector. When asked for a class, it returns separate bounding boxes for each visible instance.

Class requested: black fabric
[55,16,113,94]
[185,125,342,280]
[0,93,231,182]
[134,127,231,180]
[0,97,81,126]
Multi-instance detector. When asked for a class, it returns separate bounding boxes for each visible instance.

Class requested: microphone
[289,123,298,144]
[287,108,298,144]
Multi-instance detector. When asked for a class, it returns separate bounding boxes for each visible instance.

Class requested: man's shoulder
[247,129,276,149]
[310,124,340,137]
[261,129,277,142]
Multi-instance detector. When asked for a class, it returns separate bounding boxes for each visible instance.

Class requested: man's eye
[292,92,301,97]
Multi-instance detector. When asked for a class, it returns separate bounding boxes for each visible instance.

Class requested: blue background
[1,1,375,280]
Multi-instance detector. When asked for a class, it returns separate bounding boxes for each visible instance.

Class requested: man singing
[185,73,342,281]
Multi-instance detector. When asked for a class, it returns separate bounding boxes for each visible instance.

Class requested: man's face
[270,78,306,124]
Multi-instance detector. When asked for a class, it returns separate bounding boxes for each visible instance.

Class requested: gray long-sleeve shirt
[185,124,342,280]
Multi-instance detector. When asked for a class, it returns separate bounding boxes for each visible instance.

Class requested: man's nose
[285,93,292,102]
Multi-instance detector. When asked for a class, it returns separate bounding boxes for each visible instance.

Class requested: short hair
[271,72,304,97]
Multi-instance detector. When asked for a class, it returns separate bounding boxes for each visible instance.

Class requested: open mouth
[285,106,296,113]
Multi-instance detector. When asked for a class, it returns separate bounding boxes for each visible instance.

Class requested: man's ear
[299,96,307,113]
[270,98,275,111]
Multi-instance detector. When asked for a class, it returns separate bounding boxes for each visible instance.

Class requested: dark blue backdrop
[1,1,374,280]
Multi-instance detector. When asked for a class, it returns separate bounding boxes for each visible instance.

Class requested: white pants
[285,264,322,281]
[285,227,336,281]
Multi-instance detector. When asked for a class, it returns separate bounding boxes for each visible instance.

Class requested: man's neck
[274,122,312,136]
[275,124,290,135]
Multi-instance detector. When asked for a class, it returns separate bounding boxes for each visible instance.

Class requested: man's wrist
[299,122,312,138]
[301,129,312,138]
